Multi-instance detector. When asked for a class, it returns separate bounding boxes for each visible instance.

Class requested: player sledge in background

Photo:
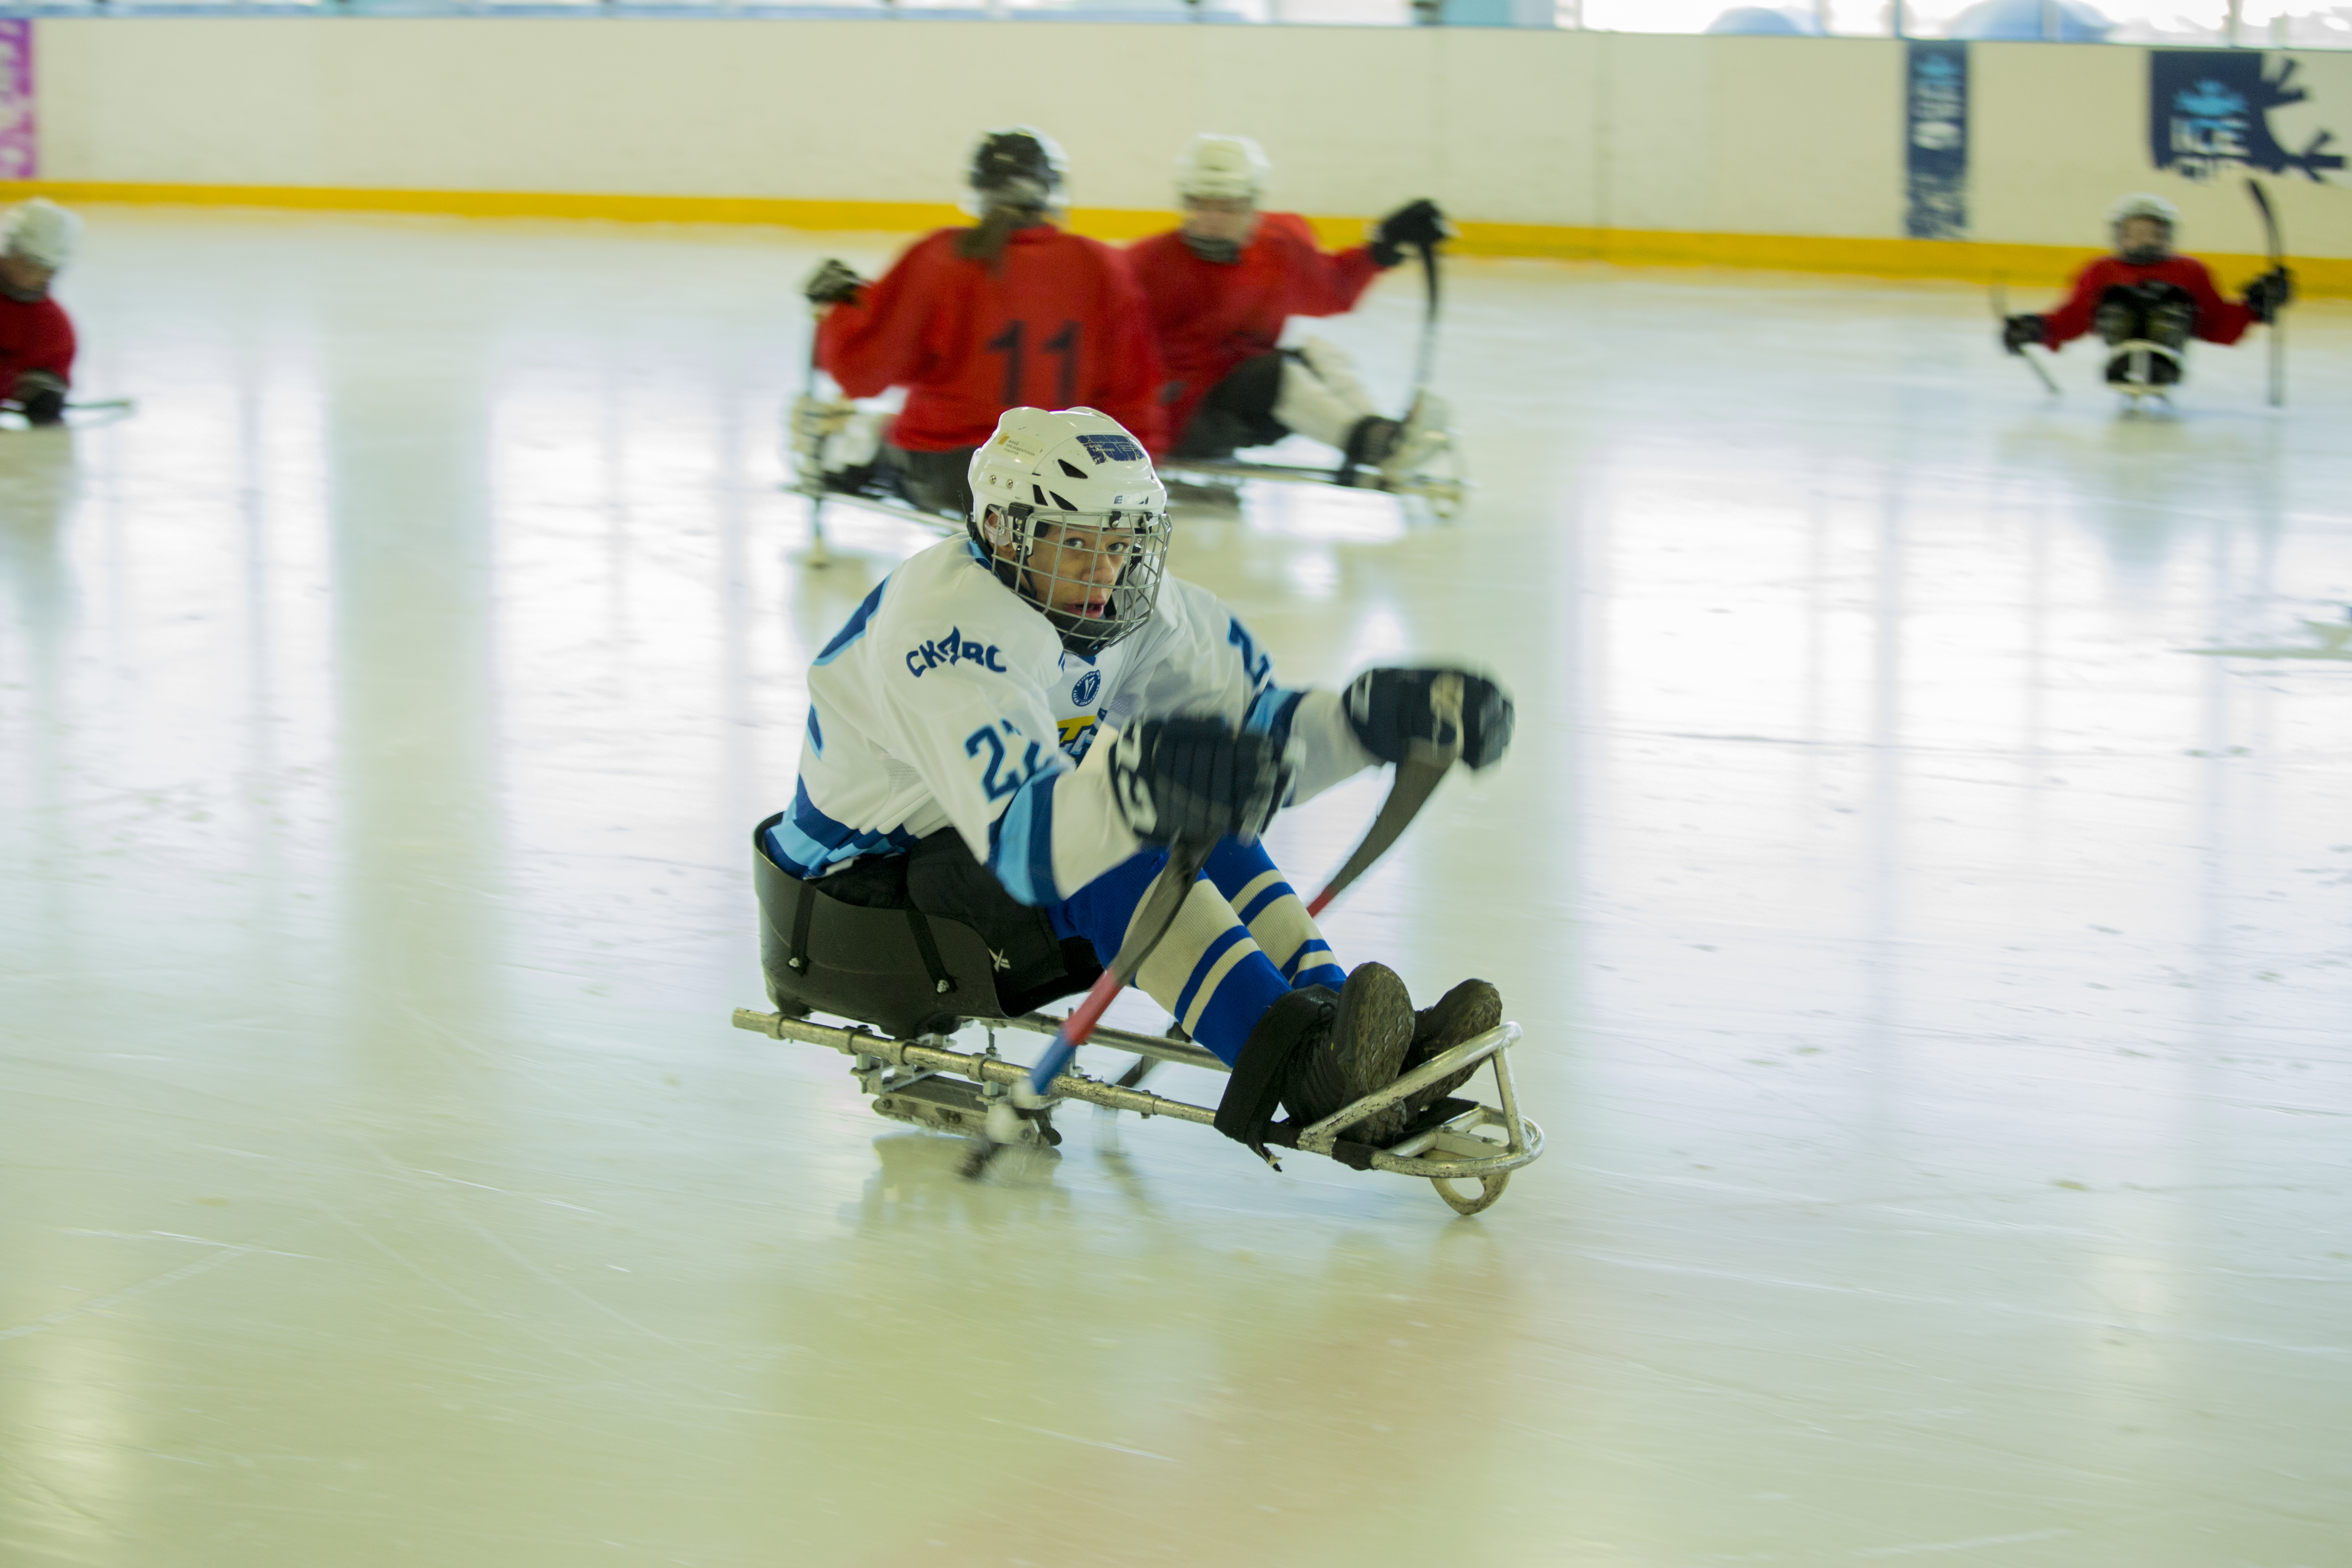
[0,199,80,429]
[1127,134,1461,505]
[2000,193,2290,402]
[793,127,1165,523]
[760,405,1514,1152]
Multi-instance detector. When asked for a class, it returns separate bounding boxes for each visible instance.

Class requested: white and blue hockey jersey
[769,536,1374,907]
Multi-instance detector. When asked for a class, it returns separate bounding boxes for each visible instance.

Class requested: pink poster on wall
[0,21,33,181]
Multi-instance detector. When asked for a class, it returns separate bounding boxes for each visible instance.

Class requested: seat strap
[903,904,953,998]
[787,871,817,974]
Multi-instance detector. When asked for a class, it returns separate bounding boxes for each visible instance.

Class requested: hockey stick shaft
[1991,277,2060,395]
[1408,239,1441,400]
[1023,836,1213,1098]
[2246,178,2285,408]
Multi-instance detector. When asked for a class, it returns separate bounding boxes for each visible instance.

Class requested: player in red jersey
[0,199,80,428]
[2002,193,2290,392]
[795,127,1165,519]
[1127,134,1450,483]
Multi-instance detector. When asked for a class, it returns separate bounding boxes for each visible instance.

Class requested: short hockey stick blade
[1310,671,1466,917]
[1306,755,1448,919]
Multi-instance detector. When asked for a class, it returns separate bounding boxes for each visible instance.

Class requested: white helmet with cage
[2108,192,2180,260]
[967,407,1170,657]
[1175,134,1272,205]
[2,198,81,272]
[967,126,1068,216]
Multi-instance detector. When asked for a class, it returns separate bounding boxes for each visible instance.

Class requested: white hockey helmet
[1175,134,1272,205]
[967,126,1067,214]
[2,198,81,272]
[967,407,1170,657]
[2108,192,2180,234]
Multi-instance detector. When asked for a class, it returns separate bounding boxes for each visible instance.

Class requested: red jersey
[2041,254,2253,350]
[1127,213,1383,437]
[816,225,1165,455]
[0,292,75,388]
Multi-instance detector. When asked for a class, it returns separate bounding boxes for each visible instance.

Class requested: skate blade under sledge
[1162,437,1472,524]
[731,1004,1542,1216]
[1,395,138,432]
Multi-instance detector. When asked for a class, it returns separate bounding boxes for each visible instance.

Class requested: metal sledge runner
[730,736,1544,1217]
[731,1003,1540,1217]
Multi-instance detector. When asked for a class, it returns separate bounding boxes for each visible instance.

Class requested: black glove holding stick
[803,258,868,308]
[1370,200,1449,269]
[1345,667,1514,771]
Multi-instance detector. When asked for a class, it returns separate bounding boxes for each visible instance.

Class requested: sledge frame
[1159,433,1472,523]
[730,1005,1542,1216]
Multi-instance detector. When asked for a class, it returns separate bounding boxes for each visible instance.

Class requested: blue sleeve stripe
[813,582,887,666]
[1173,924,1252,1024]
[989,772,1060,907]
[805,706,824,757]
[1244,686,1307,747]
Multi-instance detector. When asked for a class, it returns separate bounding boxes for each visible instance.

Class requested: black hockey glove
[1108,718,1288,847]
[1344,668,1513,771]
[11,370,67,428]
[2001,313,2046,352]
[2244,267,2293,324]
[803,258,868,308]
[1370,199,1448,269]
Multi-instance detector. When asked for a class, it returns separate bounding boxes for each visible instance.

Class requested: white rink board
[23,18,2352,257]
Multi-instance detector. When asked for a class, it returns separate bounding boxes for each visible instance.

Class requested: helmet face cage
[980,501,1170,658]
[2108,194,2178,264]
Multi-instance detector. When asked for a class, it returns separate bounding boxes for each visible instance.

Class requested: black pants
[2094,283,2196,351]
[823,830,1100,1017]
[886,444,977,519]
[1172,352,1291,461]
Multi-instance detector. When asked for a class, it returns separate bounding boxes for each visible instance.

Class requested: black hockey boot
[1282,962,1416,1144]
[1398,978,1501,1119]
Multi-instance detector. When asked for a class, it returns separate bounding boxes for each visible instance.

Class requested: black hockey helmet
[968,127,1067,212]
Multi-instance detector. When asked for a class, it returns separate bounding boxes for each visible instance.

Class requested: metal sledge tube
[732,1008,1539,1180]
[1293,1023,1522,1154]
[732,1008,1218,1125]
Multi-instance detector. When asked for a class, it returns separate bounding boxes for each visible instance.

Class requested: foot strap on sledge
[1214,987,1333,1164]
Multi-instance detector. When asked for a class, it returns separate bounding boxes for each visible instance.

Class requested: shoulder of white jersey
[866,537,1063,671]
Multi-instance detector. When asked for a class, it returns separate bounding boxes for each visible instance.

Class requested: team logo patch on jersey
[1071,669,1100,706]
[1075,432,1145,466]
[904,626,1007,679]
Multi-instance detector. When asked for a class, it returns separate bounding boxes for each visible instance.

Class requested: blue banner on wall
[2149,51,2342,183]
[1905,41,1969,240]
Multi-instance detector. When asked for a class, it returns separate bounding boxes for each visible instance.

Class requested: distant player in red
[2003,193,2289,391]
[1127,134,1449,483]
[796,127,1165,519]
[0,198,80,428]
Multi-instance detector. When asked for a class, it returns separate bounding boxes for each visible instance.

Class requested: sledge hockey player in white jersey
[766,405,1515,1147]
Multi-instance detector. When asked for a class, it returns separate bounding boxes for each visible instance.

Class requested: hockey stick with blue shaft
[1011,835,1214,1112]
[2246,178,2285,409]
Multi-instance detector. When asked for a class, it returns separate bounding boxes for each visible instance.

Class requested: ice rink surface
[4,208,2350,1566]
